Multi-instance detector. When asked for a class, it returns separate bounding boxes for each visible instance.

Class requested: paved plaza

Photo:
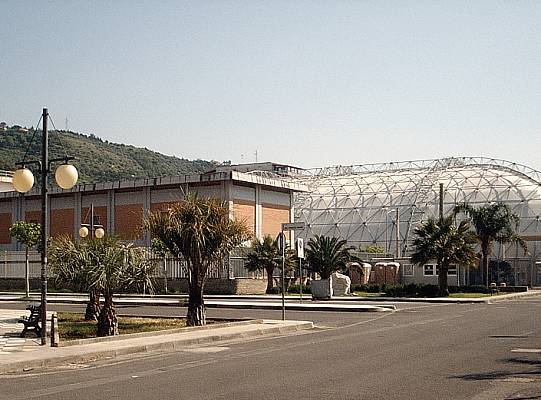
[0,309,45,355]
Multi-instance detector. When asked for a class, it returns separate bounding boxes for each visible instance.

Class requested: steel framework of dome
[287,157,541,265]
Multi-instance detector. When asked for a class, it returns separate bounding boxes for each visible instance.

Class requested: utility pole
[395,208,400,258]
[439,183,444,220]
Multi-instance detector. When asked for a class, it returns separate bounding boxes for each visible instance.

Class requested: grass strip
[58,312,188,340]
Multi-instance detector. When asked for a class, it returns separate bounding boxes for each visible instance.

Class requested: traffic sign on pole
[281,222,306,231]
[276,232,285,252]
[296,238,304,259]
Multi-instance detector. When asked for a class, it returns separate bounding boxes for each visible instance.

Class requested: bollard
[50,312,59,347]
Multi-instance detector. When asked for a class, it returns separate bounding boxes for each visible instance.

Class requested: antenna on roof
[254,150,258,163]
[65,117,68,131]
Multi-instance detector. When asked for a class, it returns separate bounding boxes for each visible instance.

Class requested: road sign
[296,238,304,259]
[281,222,306,230]
[276,232,285,252]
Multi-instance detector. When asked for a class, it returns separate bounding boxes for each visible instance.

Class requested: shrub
[448,285,490,294]
[351,283,382,293]
[418,284,440,297]
[351,282,492,297]
[287,284,311,294]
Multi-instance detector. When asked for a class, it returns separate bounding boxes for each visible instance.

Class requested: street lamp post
[12,108,78,345]
[79,203,105,239]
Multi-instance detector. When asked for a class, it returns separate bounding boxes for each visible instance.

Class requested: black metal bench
[19,304,42,338]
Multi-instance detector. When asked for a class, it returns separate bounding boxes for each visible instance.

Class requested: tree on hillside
[49,236,156,336]
[411,215,478,296]
[305,235,359,280]
[244,235,296,293]
[145,195,250,326]
[454,202,527,286]
[9,221,41,297]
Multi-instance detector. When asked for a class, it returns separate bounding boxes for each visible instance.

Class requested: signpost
[280,221,305,320]
[297,238,304,300]
[281,222,306,231]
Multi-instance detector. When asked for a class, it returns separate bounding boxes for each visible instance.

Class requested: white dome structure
[288,157,541,264]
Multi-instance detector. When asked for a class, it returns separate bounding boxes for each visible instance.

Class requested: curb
[206,301,395,312]
[1,290,539,306]
[349,291,541,304]
[485,290,541,304]
[0,320,314,375]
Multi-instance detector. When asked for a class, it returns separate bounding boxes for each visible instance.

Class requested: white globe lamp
[79,226,89,238]
[12,168,35,193]
[95,227,105,239]
[55,164,78,189]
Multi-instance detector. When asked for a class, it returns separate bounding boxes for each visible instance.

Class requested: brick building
[0,170,306,250]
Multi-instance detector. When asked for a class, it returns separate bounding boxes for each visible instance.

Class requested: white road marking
[511,348,541,353]
[181,346,229,353]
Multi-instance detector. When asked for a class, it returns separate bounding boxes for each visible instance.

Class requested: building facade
[0,170,306,250]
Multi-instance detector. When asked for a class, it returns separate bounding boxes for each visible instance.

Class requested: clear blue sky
[2,1,541,170]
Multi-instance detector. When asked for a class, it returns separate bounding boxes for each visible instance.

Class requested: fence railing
[0,250,258,280]
[0,251,42,279]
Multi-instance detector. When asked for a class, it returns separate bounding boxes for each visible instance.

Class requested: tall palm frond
[305,235,359,280]
[454,202,527,285]
[411,215,478,296]
[145,194,250,326]
[245,235,295,293]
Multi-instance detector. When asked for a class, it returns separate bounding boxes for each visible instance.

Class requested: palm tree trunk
[24,247,29,298]
[438,266,449,297]
[187,269,206,326]
[97,292,118,336]
[482,254,490,286]
[265,266,274,294]
[85,290,101,321]
[481,241,490,287]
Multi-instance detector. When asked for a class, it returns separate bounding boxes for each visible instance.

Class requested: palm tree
[145,195,250,326]
[49,235,101,321]
[454,202,527,286]
[88,238,156,336]
[49,235,156,336]
[411,215,478,296]
[244,235,296,293]
[305,235,359,280]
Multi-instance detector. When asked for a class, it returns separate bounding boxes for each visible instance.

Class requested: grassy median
[58,312,189,340]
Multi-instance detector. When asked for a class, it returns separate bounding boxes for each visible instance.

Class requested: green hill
[0,127,218,184]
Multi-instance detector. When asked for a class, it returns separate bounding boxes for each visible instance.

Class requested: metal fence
[150,248,257,279]
[0,251,42,279]
[0,249,257,280]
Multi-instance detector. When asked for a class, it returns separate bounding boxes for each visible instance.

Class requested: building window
[435,265,457,276]
[403,264,414,276]
[424,264,435,276]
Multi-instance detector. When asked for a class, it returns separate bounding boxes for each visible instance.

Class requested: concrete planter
[311,279,333,299]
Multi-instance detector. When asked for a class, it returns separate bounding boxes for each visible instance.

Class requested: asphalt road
[1,298,540,400]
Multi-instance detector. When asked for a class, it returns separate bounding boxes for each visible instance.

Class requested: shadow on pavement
[452,357,541,381]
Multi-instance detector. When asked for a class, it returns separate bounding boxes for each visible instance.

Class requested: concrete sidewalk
[0,311,314,375]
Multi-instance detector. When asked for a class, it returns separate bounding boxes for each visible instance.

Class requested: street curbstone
[0,319,313,375]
